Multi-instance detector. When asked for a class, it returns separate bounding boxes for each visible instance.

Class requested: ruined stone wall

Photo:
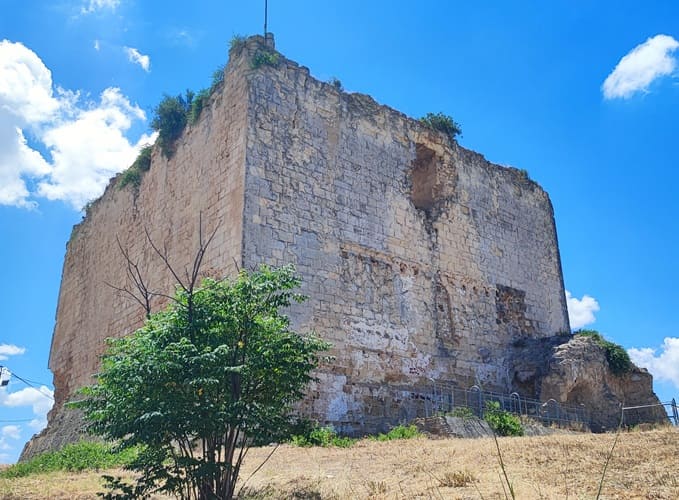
[47,47,251,414]
[240,50,569,433]
[31,36,596,459]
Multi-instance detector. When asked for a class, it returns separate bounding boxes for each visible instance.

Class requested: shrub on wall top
[576,329,633,375]
[420,112,462,141]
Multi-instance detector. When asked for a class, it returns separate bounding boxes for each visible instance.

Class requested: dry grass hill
[1,427,677,499]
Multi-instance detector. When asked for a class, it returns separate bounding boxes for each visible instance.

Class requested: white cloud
[124,46,150,72]
[28,417,47,431]
[1,425,20,440]
[0,386,54,416]
[94,39,100,51]
[0,40,154,210]
[0,344,26,361]
[0,425,21,462]
[602,34,679,99]
[629,337,679,391]
[0,385,53,460]
[81,0,120,14]
[566,290,600,330]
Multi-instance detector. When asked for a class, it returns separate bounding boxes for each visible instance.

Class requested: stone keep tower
[25,35,664,458]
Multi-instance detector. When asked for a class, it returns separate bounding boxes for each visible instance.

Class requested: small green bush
[329,77,343,91]
[251,49,279,69]
[229,34,246,52]
[210,65,225,91]
[372,424,420,441]
[151,92,192,158]
[290,426,356,448]
[187,64,226,126]
[420,112,462,141]
[484,401,524,437]
[576,329,632,375]
[119,145,153,189]
[0,441,139,478]
[188,88,211,125]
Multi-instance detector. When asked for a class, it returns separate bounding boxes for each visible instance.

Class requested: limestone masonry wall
[47,46,252,412]
[26,36,664,458]
[240,45,569,433]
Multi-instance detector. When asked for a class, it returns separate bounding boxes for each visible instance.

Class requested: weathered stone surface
[239,37,570,435]
[23,35,664,458]
[19,409,88,461]
[539,336,666,431]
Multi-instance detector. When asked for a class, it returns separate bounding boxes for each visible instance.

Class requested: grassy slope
[1,427,677,499]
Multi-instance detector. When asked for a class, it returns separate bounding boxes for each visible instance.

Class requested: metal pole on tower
[264,0,268,35]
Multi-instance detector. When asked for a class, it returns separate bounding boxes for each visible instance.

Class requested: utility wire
[14,376,51,387]
[7,372,54,401]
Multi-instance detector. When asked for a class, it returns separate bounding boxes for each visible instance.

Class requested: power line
[13,375,51,387]
[4,371,54,401]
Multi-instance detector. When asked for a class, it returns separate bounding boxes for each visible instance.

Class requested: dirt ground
[1,427,677,499]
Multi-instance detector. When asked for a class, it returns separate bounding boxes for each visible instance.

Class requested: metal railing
[622,398,678,426]
[419,382,590,428]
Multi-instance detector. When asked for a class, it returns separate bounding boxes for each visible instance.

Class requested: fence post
[509,392,521,415]
[672,398,678,426]
[469,385,482,418]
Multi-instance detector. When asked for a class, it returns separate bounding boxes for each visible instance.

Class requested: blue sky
[1,1,678,462]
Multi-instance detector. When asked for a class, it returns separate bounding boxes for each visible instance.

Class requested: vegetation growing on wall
[251,49,279,69]
[151,92,192,158]
[229,34,246,53]
[118,145,153,189]
[150,62,226,157]
[328,77,343,91]
[576,329,633,375]
[420,112,462,141]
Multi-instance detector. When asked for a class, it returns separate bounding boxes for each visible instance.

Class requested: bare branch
[104,236,156,318]
[144,226,189,294]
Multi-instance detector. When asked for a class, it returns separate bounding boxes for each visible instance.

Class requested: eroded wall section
[241,54,569,433]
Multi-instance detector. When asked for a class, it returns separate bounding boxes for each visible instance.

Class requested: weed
[484,401,524,437]
[151,92,192,158]
[439,469,476,488]
[328,77,343,91]
[210,64,225,91]
[188,88,211,125]
[118,145,153,189]
[251,49,280,69]
[290,426,356,448]
[229,34,246,53]
[450,406,476,419]
[0,441,139,478]
[596,408,624,500]
[372,424,420,441]
[365,480,387,496]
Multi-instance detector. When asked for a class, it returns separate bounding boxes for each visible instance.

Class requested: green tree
[73,265,329,499]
